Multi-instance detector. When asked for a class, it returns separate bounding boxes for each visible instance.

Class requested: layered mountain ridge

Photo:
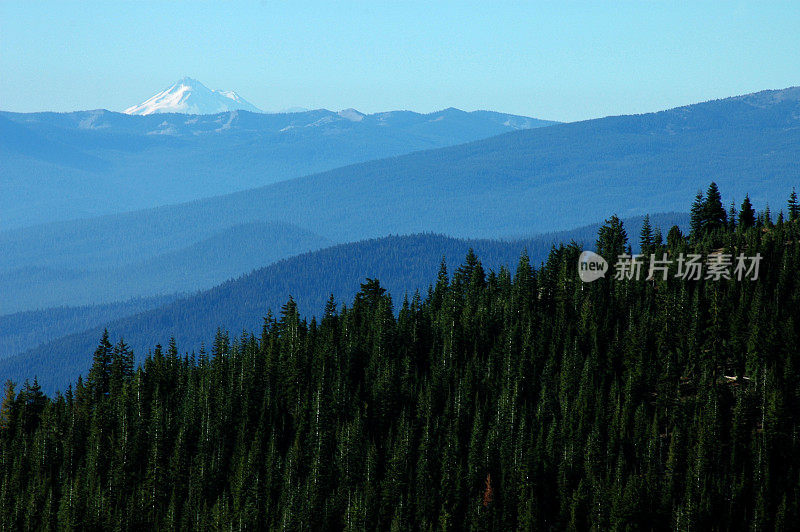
[2,86,799,317]
[0,106,556,228]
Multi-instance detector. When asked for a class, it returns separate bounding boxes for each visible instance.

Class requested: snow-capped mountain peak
[124,77,263,115]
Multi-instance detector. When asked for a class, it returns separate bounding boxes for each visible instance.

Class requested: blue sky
[1,1,799,121]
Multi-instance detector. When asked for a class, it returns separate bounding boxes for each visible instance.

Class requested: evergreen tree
[788,188,799,221]
[639,214,654,255]
[596,214,628,261]
[666,225,685,250]
[763,204,773,227]
[690,190,706,238]
[0,380,15,432]
[87,329,113,401]
[703,181,727,233]
[739,195,756,229]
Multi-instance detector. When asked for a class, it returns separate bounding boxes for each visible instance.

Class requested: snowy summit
[124,77,262,115]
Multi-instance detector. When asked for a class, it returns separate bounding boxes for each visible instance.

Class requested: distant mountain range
[0,213,687,393]
[2,87,800,315]
[0,106,556,228]
[3,84,800,389]
[124,77,263,115]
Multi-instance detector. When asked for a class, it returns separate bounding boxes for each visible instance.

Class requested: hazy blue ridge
[3,86,797,267]
[0,108,556,229]
[0,294,179,361]
[0,221,332,314]
[0,212,686,393]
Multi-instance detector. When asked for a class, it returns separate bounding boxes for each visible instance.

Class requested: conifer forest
[3,185,800,530]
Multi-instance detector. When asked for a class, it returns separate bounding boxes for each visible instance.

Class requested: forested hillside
[0,214,685,393]
[2,186,799,529]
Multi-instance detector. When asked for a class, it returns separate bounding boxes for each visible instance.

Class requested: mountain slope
[0,213,687,393]
[0,295,178,361]
[5,86,798,247]
[124,77,263,115]
[0,108,555,228]
[0,221,331,313]
[3,87,797,313]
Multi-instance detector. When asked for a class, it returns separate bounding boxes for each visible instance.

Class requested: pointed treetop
[324,294,338,317]
[739,194,756,229]
[597,214,628,260]
[788,188,799,221]
[639,214,654,253]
